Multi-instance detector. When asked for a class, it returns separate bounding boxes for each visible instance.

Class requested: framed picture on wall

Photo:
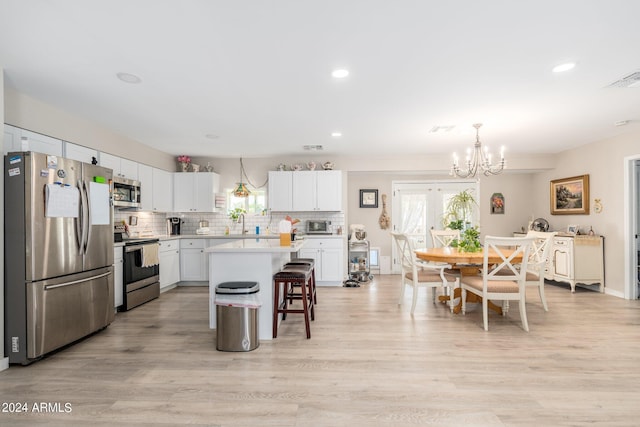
[359,189,378,208]
[550,174,590,215]
[490,193,505,214]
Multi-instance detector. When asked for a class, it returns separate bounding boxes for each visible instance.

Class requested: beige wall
[4,87,174,170]
[4,87,639,297]
[530,130,640,297]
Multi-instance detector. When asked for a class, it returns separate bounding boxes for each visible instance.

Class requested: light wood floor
[1,276,640,426]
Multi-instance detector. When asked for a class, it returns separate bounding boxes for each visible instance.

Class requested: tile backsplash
[114,210,345,236]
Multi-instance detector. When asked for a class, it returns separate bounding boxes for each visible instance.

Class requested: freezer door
[21,152,84,280]
[25,266,114,360]
[82,162,114,270]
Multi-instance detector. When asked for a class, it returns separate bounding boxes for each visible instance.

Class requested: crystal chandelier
[450,123,505,178]
[233,158,251,197]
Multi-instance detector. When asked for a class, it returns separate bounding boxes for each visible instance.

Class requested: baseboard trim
[0,357,9,372]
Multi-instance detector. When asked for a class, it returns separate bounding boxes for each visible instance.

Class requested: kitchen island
[205,238,307,340]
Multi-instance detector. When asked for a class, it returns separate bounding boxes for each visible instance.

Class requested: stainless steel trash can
[215,281,260,351]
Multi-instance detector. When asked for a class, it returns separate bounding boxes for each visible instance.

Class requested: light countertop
[205,238,306,253]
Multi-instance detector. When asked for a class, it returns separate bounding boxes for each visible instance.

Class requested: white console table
[545,235,604,293]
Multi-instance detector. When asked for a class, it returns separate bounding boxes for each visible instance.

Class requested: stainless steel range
[121,239,160,311]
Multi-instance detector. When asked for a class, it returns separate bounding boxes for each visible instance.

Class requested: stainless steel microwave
[112,176,141,208]
[306,220,331,234]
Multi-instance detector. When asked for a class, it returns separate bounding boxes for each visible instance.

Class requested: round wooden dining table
[414,247,521,314]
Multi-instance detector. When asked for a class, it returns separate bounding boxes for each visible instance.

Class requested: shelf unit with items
[348,239,373,283]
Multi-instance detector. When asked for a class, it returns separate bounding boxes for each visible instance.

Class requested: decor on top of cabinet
[307,161,317,170]
[191,163,200,172]
[205,162,214,172]
[490,192,505,214]
[550,174,590,215]
[378,194,391,229]
[322,161,334,170]
[277,163,286,171]
[177,155,191,172]
[291,164,303,171]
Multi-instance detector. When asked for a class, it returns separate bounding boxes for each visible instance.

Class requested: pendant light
[233,158,251,198]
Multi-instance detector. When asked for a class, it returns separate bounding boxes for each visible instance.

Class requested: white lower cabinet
[113,246,123,309]
[180,239,208,281]
[298,238,344,284]
[159,239,180,290]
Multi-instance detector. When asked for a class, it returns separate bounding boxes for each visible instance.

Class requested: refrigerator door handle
[43,271,112,290]
[76,179,85,255]
[78,179,90,255]
[83,180,93,253]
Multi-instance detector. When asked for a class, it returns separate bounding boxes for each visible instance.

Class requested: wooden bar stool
[284,258,317,304]
[273,266,314,339]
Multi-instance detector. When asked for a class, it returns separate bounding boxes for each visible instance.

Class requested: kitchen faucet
[239,213,247,234]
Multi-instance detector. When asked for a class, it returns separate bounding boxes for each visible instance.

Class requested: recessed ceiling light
[331,132,342,137]
[116,72,142,84]
[331,69,349,79]
[552,62,576,73]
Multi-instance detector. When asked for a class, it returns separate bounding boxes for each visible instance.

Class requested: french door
[391,180,476,273]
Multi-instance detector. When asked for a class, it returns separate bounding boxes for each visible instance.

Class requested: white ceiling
[1,0,640,159]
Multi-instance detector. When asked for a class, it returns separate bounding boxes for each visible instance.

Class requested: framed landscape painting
[550,175,589,215]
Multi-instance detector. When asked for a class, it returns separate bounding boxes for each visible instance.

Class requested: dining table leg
[438,266,503,315]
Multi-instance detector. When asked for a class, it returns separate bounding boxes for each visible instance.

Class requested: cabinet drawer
[553,237,572,247]
[180,239,207,249]
[303,238,344,249]
[159,239,179,252]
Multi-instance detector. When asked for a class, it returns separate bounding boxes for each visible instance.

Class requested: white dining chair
[524,230,557,311]
[430,229,460,248]
[392,232,460,314]
[461,236,534,331]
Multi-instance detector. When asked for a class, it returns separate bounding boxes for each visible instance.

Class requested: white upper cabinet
[292,170,342,211]
[99,152,139,180]
[152,168,173,212]
[137,163,153,211]
[268,171,293,211]
[173,172,220,212]
[3,126,63,156]
[64,142,98,164]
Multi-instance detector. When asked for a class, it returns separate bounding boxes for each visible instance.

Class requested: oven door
[122,242,160,310]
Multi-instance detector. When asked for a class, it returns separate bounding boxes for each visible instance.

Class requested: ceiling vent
[303,145,323,151]
[607,71,640,88]
[429,125,455,133]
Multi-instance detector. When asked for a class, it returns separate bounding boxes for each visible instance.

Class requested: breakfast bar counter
[206,238,306,340]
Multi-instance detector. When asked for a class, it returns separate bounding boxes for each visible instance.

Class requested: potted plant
[443,189,481,252]
[443,189,477,230]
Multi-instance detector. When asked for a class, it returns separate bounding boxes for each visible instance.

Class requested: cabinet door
[64,142,97,164]
[194,173,218,212]
[292,171,316,211]
[137,164,153,211]
[120,158,139,180]
[316,171,342,211]
[268,171,293,211]
[3,124,21,154]
[180,240,208,281]
[320,248,344,281]
[159,242,180,289]
[99,152,120,174]
[113,247,123,308]
[20,129,63,156]
[173,173,196,211]
[152,168,173,212]
[553,248,572,279]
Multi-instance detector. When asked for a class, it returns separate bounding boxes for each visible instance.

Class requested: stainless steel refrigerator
[4,151,115,365]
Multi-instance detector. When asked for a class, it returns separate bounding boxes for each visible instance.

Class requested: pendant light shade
[233,182,251,198]
[234,158,251,197]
